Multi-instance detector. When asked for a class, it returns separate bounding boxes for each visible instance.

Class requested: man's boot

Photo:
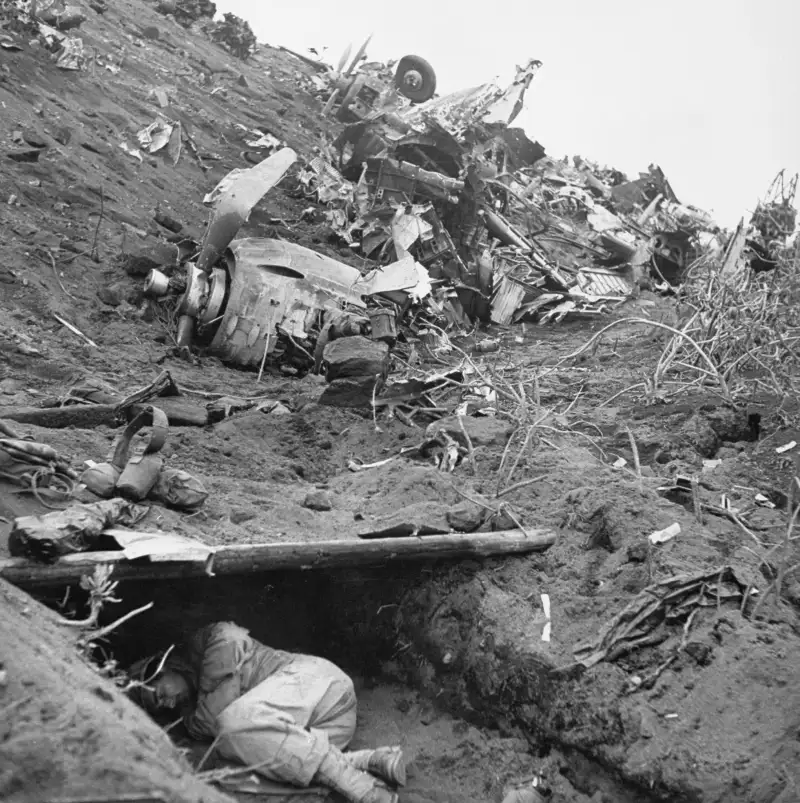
[313,746,398,803]
[346,747,407,786]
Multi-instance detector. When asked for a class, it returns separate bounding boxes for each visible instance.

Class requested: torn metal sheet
[353,254,421,295]
[720,218,748,278]
[491,275,527,325]
[208,238,366,367]
[203,168,247,206]
[391,206,433,257]
[576,268,633,297]
[399,58,542,141]
[137,117,175,154]
[104,528,216,563]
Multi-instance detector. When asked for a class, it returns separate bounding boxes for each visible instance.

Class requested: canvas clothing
[155,621,358,786]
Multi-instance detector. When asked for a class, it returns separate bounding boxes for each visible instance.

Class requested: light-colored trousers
[216,654,357,786]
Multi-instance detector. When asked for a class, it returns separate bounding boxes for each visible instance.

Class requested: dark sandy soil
[1,2,800,802]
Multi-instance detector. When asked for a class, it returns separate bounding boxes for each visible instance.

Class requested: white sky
[216,0,799,229]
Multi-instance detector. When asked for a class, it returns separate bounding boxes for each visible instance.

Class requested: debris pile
[131,50,797,419]
[203,11,256,60]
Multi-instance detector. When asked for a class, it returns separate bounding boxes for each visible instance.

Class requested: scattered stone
[230,509,257,525]
[627,542,648,563]
[446,501,485,533]
[153,210,183,233]
[22,129,47,148]
[319,376,379,408]
[7,149,41,163]
[120,240,177,276]
[141,26,161,40]
[0,378,21,395]
[426,415,513,448]
[679,414,720,458]
[237,74,249,87]
[684,641,714,666]
[489,509,516,531]
[96,282,127,307]
[716,446,739,460]
[303,490,332,512]
[52,125,72,145]
[322,336,390,382]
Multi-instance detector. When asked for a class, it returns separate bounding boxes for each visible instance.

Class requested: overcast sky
[216,0,799,229]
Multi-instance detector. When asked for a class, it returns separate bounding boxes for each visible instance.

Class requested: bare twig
[84,602,154,643]
[625,425,643,491]
[40,249,76,300]
[53,314,98,349]
[91,184,105,262]
[457,415,477,474]
[497,474,548,499]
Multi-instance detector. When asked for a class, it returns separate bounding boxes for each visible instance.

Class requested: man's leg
[216,689,329,786]
[215,673,396,802]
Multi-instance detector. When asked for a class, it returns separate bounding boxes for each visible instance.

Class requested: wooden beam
[0,529,556,589]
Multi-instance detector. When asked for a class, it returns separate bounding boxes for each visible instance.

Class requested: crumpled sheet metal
[575,268,633,297]
[209,238,366,367]
[398,59,541,141]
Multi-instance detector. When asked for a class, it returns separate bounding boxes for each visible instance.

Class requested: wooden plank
[0,528,557,589]
[0,398,207,430]
[0,403,119,429]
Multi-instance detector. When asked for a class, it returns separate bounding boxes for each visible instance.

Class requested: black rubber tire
[394,55,436,103]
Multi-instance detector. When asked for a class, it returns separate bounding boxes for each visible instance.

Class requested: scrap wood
[563,567,749,672]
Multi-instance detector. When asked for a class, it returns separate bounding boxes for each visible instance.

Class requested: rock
[230,509,257,525]
[684,641,714,666]
[319,376,378,408]
[716,446,739,460]
[22,129,47,148]
[489,510,516,531]
[627,542,648,563]
[446,501,485,533]
[96,282,127,307]
[303,490,332,512]
[141,25,161,40]
[237,74,249,87]
[0,378,21,395]
[679,414,720,458]
[426,415,513,448]
[322,336,390,383]
[120,240,177,276]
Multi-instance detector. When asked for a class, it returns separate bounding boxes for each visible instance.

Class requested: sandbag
[149,468,208,510]
[8,498,149,563]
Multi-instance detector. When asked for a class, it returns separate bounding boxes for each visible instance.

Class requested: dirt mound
[0,577,231,803]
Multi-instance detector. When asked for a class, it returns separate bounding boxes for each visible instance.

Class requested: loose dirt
[1,2,799,802]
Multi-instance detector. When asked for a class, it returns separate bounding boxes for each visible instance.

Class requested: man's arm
[183,622,252,739]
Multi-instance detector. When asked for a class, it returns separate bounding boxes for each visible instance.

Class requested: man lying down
[128,620,405,803]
